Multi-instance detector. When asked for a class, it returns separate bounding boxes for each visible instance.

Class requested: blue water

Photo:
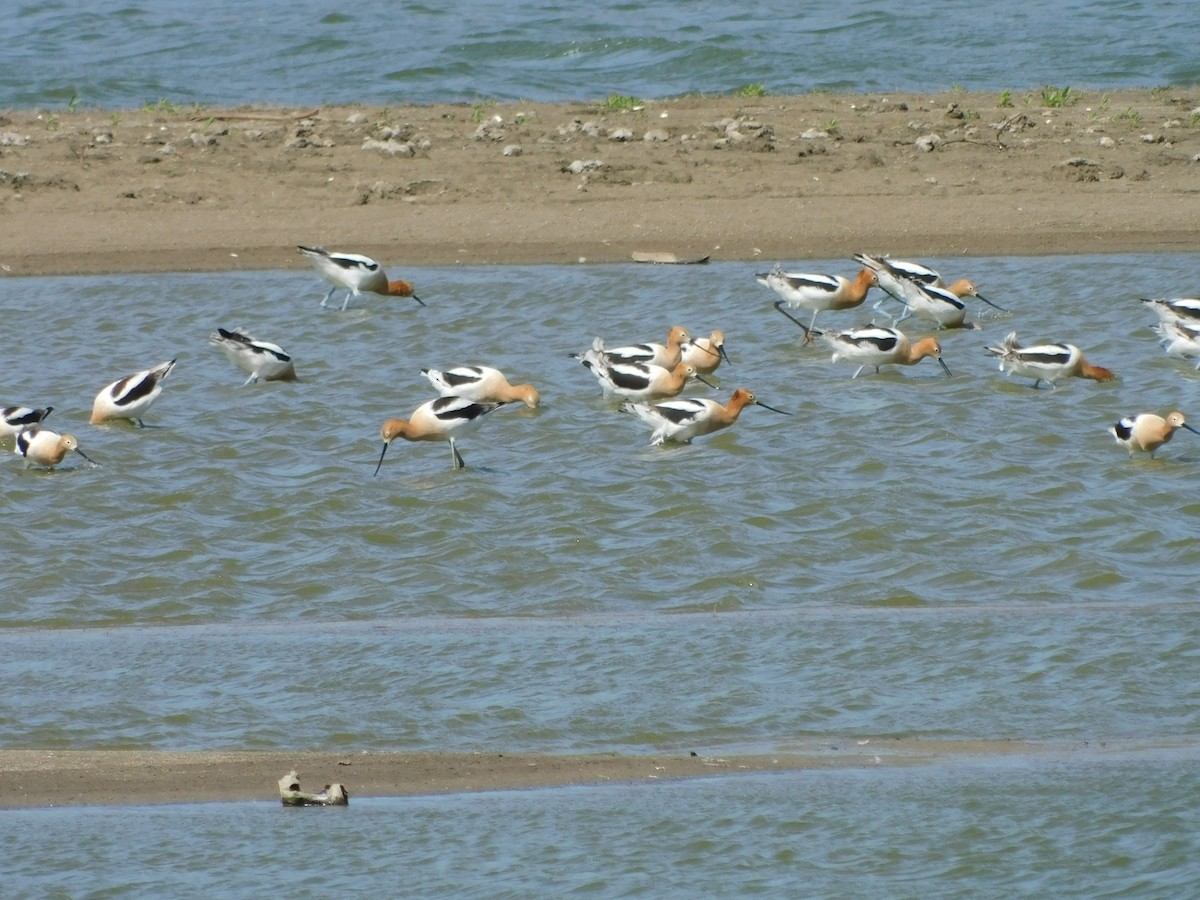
[2,0,1197,109]
[4,255,1200,893]
[8,757,1200,897]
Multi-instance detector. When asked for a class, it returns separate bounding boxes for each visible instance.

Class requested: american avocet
[1141,297,1200,327]
[1153,320,1200,367]
[421,366,541,408]
[985,332,1114,389]
[1,405,53,439]
[297,245,425,311]
[91,359,177,426]
[15,424,98,469]
[821,324,951,378]
[375,395,506,474]
[680,329,730,374]
[891,281,985,329]
[854,253,1007,317]
[579,355,710,401]
[209,328,297,385]
[755,264,878,337]
[854,253,941,290]
[1109,411,1199,457]
[591,325,691,369]
[622,388,791,446]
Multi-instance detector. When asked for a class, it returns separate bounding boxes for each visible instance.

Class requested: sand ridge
[1,88,1196,277]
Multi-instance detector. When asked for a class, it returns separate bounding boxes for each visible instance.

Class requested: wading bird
[298,245,424,311]
[91,359,177,426]
[375,396,506,474]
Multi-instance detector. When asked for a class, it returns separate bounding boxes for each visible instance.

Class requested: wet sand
[2,741,1079,809]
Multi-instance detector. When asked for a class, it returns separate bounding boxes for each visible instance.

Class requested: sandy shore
[1,87,1196,809]
[1,741,1086,809]
[1,88,1197,277]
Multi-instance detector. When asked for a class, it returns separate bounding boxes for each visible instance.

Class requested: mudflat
[1,88,1196,279]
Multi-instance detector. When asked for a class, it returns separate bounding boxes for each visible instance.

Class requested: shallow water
[5,255,1200,749]
[6,3,1200,894]
[7,754,1200,897]
[3,0,1198,108]
[4,254,1200,892]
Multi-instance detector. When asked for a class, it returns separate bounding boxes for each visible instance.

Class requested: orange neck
[1080,362,1115,381]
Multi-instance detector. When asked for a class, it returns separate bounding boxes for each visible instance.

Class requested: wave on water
[1,1,1197,108]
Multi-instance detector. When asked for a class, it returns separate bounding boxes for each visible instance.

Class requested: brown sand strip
[0,88,1196,277]
[1,742,1078,809]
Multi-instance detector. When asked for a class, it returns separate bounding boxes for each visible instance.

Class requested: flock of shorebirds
[753,254,1200,458]
[6,246,1199,471]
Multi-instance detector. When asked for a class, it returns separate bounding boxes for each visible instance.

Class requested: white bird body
[579,354,703,401]
[854,253,1003,323]
[1153,320,1200,366]
[854,253,942,309]
[91,359,177,426]
[822,324,951,378]
[209,328,297,384]
[755,265,878,335]
[624,388,773,445]
[298,245,423,311]
[15,424,97,469]
[591,326,691,369]
[900,281,975,329]
[985,332,1114,389]
[421,366,540,408]
[375,395,506,473]
[0,405,53,438]
[1110,411,1199,457]
[1142,297,1200,327]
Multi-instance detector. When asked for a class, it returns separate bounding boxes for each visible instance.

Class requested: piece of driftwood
[278,770,349,806]
[192,109,320,122]
[631,251,711,265]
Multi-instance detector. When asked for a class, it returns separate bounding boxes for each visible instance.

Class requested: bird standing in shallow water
[421,366,540,408]
[15,424,98,469]
[579,355,711,401]
[894,280,984,329]
[1,405,53,439]
[854,253,1007,323]
[755,265,878,337]
[985,332,1114,389]
[588,326,691,369]
[1109,411,1199,457]
[821,324,951,378]
[91,359,177,426]
[209,328,297,385]
[375,395,506,474]
[622,388,790,445]
[298,245,424,311]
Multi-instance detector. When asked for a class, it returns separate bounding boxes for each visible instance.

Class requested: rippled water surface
[2,0,1198,108]
[8,755,1200,897]
[6,4,1200,893]
[5,255,1200,892]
